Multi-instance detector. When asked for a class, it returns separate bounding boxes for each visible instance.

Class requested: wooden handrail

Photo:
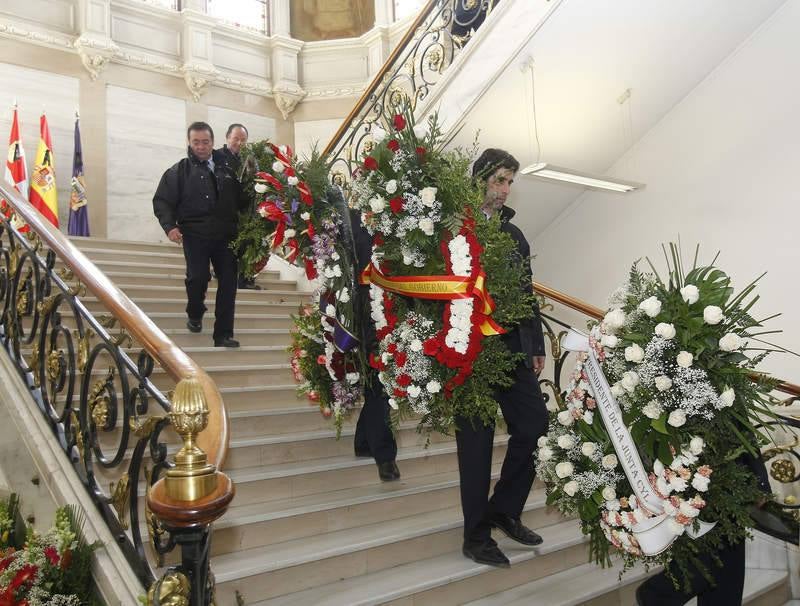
[322,0,439,157]
[534,280,800,398]
[0,182,229,468]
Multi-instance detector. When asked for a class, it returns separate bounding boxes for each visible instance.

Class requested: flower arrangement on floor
[0,499,100,605]
[537,244,785,588]
[349,111,536,432]
[234,144,363,427]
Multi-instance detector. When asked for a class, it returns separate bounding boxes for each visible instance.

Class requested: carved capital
[273,86,306,120]
[181,64,219,102]
[74,35,118,81]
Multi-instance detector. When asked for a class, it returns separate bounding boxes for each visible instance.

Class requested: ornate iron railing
[323,0,499,186]
[0,182,232,602]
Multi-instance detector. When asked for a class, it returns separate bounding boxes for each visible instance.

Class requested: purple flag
[67,117,90,236]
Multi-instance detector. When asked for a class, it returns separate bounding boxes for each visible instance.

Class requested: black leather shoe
[489,513,543,546]
[238,280,262,290]
[462,540,510,568]
[214,337,240,348]
[186,319,202,333]
[377,461,400,481]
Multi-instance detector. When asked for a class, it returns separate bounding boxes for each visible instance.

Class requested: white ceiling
[446,0,787,240]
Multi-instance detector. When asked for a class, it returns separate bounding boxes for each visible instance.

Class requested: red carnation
[364,156,378,171]
[387,139,400,152]
[44,545,60,567]
[416,146,426,159]
[284,166,296,177]
[423,338,441,356]
[396,373,412,387]
[304,258,318,280]
[317,354,327,365]
[369,352,385,370]
[373,233,385,246]
[387,343,398,354]
[389,196,404,214]
[393,388,408,398]
[392,114,406,131]
[394,351,408,367]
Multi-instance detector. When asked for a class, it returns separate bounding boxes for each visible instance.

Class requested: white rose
[555,462,574,478]
[407,385,421,398]
[611,383,624,398]
[655,323,676,340]
[604,309,626,331]
[621,371,640,393]
[409,339,423,352]
[413,124,427,140]
[584,410,594,424]
[538,446,554,462]
[385,179,398,194]
[653,459,665,476]
[624,344,645,363]
[667,410,687,427]
[689,436,705,456]
[676,351,694,368]
[680,284,700,305]
[325,304,336,317]
[602,454,618,470]
[418,217,435,236]
[557,435,575,450]
[283,228,296,238]
[638,296,662,318]
[669,476,688,492]
[272,160,284,173]
[601,334,619,348]
[300,211,311,221]
[703,305,725,325]
[563,480,579,497]
[336,288,350,303]
[426,380,441,394]
[254,183,267,194]
[642,400,662,419]
[679,501,700,518]
[537,436,548,448]
[719,387,735,408]
[581,442,597,457]
[420,186,438,207]
[654,375,673,392]
[388,398,398,409]
[605,499,621,512]
[691,474,710,492]
[287,176,299,186]
[333,265,342,277]
[602,486,617,501]
[557,410,574,426]
[371,127,387,143]
[369,196,386,214]
[719,332,742,352]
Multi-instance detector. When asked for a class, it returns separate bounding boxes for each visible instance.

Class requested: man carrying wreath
[457,148,549,567]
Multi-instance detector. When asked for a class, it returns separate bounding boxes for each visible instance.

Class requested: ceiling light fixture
[519,58,644,194]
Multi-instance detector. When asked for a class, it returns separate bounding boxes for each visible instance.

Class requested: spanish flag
[29,113,59,227]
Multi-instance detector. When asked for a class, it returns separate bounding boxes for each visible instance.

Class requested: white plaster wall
[106,85,186,242]
[0,62,79,228]
[294,118,342,160]
[533,0,800,381]
[208,105,277,145]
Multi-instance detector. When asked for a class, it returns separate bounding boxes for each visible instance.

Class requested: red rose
[284,166,296,177]
[44,546,59,567]
[396,373,412,387]
[393,114,406,131]
[373,233,385,246]
[364,156,378,171]
[387,139,400,152]
[416,146,426,159]
[423,338,440,356]
[393,388,407,398]
[369,352,386,370]
[387,343,398,354]
[394,351,408,367]
[389,196,404,214]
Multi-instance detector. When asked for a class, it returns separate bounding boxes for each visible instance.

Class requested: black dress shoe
[186,318,202,333]
[214,337,240,348]
[238,280,262,290]
[462,540,510,568]
[377,460,400,481]
[489,513,543,546]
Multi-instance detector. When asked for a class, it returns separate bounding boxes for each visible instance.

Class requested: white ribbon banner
[561,329,715,556]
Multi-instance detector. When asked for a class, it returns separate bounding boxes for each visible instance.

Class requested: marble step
[113,284,305,302]
[218,384,307,412]
[81,297,301,316]
[211,466,505,555]
[68,236,181,254]
[248,518,587,606]
[228,405,352,436]
[161,327,293,348]
[464,561,789,606]
[64,245,187,265]
[76,270,291,289]
[59,311,295,331]
[212,496,563,603]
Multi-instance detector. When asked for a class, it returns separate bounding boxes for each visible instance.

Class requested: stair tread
[83,297,301,306]
[226,436,508,481]
[213,489,552,581]
[115,284,303,296]
[98,270,287,283]
[229,418,421,448]
[217,465,501,528]
[247,519,582,605]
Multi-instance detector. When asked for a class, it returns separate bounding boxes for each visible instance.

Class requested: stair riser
[68,238,184,254]
[221,389,307,412]
[230,409,355,437]
[55,259,187,276]
[167,332,291,348]
[230,444,508,506]
[117,287,304,302]
[149,366,295,389]
[95,273,290,289]
[214,507,562,603]
[81,299,300,316]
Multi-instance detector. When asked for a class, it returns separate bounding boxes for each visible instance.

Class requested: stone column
[269,35,305,121]
[179,8,219,102]
[374,0,395,26]
[270,0,292,37]
[74,0,119,81]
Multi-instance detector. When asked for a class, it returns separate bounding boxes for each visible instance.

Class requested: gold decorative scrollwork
[463,0,479,9]
[536,294,554,313]
[111,328,132,348]
[25,230,42,253]
[544,328,567,361]
[109,474,130,530]
[770,459,797,484]
[331,172,346,188]
[388,86,408,109]
[15,287,28,317]
[146,570,190,606]
[144,466,167,567]
[37,294,60,317]
[362,139,375,153]
[90,396,109,428]
[131,415,168,439]
[97,314,118,329]
[8,246,19,276]
[70,410,85,464]
[539,378,565,410]
[57,266,74,281]
[68,279,86,297]
[425,48,444,72]
[46,349,64,384]
[76,328,94,372]
[29,341,41,388]
[785,495,797,505]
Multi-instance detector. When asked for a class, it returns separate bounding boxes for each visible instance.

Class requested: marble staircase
[65,236,793,605]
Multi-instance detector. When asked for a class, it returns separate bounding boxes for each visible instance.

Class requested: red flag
[3,104,30,232]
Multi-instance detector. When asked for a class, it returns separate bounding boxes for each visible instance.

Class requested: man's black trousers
[182,234,238,342]
[455,362,549,545]
[354,378,397,465]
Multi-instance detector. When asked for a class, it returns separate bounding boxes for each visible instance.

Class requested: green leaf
[651,414,670,435]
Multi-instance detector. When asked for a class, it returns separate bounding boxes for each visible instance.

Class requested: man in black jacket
[457,148,549,568]
[152,121,247,348]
